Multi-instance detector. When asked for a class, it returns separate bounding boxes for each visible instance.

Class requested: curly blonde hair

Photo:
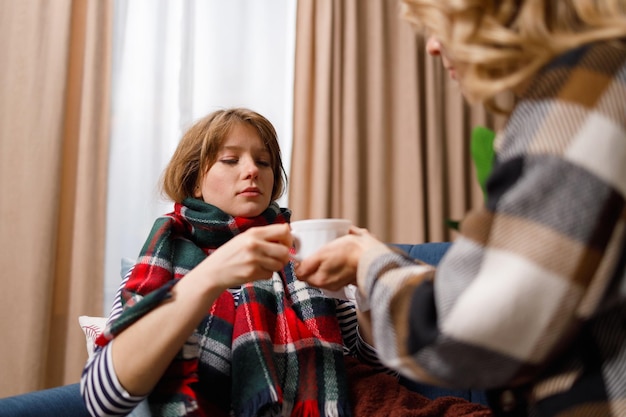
[161,108,287,203]
[401,0,626,106]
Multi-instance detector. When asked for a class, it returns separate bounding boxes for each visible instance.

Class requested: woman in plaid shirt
[296,1,626,416]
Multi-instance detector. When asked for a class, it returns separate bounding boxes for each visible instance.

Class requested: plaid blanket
[96,198,351,417]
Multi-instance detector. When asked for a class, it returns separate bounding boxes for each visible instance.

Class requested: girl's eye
[218,157,270,167]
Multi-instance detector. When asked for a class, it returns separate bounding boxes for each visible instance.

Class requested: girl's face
[426,35,458,80]
[194,123,274,218]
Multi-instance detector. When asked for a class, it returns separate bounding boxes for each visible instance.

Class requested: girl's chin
[233,206,267,218]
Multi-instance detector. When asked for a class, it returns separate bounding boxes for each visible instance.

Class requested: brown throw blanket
[345,357,493,417]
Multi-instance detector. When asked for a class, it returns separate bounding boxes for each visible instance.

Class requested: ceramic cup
[290,218,352,262]
[290,218,354,301]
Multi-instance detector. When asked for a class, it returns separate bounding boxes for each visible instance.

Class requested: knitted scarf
[96,198,351,417]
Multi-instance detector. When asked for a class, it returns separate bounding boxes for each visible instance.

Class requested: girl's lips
[239,188,262,196]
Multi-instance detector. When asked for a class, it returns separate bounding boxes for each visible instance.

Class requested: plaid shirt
[359,39,626,417]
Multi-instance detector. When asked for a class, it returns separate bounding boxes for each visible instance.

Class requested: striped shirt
[81,267,385,417]
[359,39,626,417]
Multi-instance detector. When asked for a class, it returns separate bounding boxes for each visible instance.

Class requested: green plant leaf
[470,126,496,200]
[447,126,496,231]
[444,219,460,231]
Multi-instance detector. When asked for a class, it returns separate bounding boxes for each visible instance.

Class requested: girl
[81,108,375,417]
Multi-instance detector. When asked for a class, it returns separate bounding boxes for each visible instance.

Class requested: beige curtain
[290,0,506,244]
[0,0,111,396]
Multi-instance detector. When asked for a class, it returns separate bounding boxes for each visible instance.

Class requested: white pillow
[78,315,107,358]
[78,257,136,357]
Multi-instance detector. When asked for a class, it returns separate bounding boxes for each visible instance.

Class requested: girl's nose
[243,157,259,178]
[426,35,441,56]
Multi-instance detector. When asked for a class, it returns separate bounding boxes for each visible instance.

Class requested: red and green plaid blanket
[96,198,351,417]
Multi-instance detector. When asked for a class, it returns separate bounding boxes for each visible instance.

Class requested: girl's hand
[295,227,382,291]
[193,223,293,290]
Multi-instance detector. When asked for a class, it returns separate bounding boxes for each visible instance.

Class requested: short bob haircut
[161,108,287,204]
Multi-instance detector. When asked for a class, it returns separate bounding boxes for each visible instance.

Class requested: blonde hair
[161,108,287,203]
[401,0,626,106]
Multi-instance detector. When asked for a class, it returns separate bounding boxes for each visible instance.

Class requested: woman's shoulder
[552,37,626,67]
[530,38,626,100]
[498,38,626,159]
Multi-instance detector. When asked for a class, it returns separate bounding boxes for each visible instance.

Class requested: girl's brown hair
[161,108,287,203]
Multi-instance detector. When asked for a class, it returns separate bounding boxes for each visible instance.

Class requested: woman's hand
[295,226,383,291]
[193,223,293,291]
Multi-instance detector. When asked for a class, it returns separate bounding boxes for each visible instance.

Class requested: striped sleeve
[336,296,399,374]
[81,344,146,416]
[80,268,146,417]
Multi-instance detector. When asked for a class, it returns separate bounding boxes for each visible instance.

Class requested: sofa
[0,242,488,416]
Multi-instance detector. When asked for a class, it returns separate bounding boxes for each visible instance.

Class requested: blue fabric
[0,383,89,417]
[392,242,452,266]
[392,242,488,406]
[127,399,153,416]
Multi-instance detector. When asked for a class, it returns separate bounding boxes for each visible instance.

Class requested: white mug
[290,218,355,301]
[290,218,352,262]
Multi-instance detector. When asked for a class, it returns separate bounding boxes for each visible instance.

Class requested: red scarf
[97,198,351,416]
